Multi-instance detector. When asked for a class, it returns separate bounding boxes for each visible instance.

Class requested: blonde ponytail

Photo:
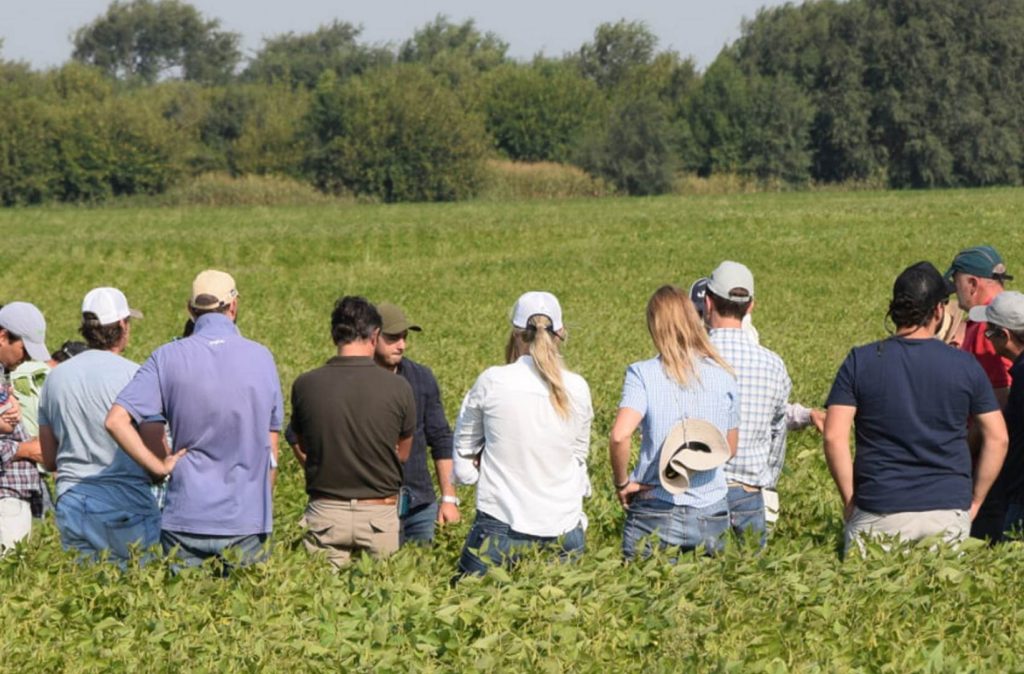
[506,314,571,419]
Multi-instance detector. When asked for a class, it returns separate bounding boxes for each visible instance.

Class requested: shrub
[154,172,338,206]
[481,63,602,163]
[575,95,678,196]
[305,66,489,202]
[478,160,614,200]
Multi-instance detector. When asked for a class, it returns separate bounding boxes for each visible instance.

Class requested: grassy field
[2,189,1024,672]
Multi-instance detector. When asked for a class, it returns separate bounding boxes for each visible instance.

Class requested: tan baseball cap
[190,270,238,310]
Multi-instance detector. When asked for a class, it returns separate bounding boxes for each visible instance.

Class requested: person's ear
[747,298,756,315]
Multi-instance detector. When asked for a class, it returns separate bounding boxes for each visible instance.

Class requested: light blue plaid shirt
[710,328,792,488]
[619,356,739,508]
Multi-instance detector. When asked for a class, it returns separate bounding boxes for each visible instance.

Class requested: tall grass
[478,160,614,200]
[2,189,1023,671]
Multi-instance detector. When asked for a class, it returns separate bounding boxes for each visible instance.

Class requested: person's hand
[810,408,826,434]
[15,438,42,464]
[617,482,641,509]
[969,500,982,522]
[0,396,22,433]
[437,501,461,525]
[843,498,856,523]
[154,448,188,479]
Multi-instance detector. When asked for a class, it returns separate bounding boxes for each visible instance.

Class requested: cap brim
[129,308,144,320]
[968,305,991,323]
[24,339,49,362]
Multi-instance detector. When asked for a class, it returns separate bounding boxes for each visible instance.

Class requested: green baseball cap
[945,245,1013,281]
[377,303,421,335]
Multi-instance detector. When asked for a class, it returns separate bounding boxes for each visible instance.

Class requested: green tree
[577,20,658,90]
[576,95,678,195]
[72,0,241,84]
[398,15,507,86]
[305,66,488,202]
[481,62,602,163]
[243,21,392,90]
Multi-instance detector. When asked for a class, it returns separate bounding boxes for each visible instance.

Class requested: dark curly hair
[887,261,951,329]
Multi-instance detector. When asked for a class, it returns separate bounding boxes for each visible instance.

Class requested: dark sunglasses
[985,326,1007,341]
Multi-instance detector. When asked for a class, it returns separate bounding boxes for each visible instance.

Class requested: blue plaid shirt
[619,356,739,508]
[710,328,791,488]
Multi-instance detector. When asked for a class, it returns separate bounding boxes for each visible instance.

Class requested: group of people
[0,244,1019,576]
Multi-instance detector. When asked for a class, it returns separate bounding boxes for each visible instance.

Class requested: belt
[309,491,398,506]
[727,482,762,493]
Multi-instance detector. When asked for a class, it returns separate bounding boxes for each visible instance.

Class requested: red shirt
[962,314,1013,390]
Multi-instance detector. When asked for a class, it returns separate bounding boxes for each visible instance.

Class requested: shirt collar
[193,312,240,337]
[709,326,752,342]
[326,355,376,367]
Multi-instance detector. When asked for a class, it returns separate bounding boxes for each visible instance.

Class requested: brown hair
[504,314,571,419]
[80,313,127,351]
[646,285,733,385]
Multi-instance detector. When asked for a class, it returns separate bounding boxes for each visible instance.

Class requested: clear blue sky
[1,0,789,71]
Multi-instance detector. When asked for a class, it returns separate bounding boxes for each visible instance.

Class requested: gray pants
[844,506,970,557]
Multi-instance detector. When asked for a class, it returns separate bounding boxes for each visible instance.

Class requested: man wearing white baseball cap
[38,287,163,563]
[705,261,792,546]
[968,291,1024,537]
[0,301,48,553]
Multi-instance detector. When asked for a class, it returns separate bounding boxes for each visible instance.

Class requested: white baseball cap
[511,291,564,332]
[708,261,754,303]
[82,287,143,326]
[969,291,1024,332]
[0,302,49,361]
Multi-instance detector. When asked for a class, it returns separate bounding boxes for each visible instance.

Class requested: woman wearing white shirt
[453,291,593,578]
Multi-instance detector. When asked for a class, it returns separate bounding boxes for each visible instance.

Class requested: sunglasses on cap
[985,325,1007,341]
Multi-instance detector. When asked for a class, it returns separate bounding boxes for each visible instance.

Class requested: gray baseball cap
[0,302,49,361]
[969,291,1024,331]
[708,261,754,303]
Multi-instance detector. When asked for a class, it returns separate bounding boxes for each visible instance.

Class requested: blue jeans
[400,501,437,546]
[456,511,585,578]
[622,496,730,560]
[727,485,767,547]
[161,529,269,572]
[56,489,161,564]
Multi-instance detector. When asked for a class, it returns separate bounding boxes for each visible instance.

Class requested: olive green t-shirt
[291,356,415,499]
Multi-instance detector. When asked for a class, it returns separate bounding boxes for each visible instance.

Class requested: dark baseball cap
[945,245,1013,282]
[377,303,421,334]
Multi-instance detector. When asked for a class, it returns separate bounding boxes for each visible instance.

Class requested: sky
[0,0,791,72]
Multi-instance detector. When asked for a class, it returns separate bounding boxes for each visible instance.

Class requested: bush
[478,160,614,200]
[576,95,678,196]
[481,63,602,163]
[305,66,489,202]
[153,172,338,206]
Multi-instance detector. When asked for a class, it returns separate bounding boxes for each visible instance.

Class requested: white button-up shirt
[453,356,592,537]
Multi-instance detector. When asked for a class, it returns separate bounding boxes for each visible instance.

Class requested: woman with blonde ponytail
[609,285,739,559]
[453,292,593,579]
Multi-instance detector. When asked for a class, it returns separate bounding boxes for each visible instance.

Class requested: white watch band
[441,495,460,506]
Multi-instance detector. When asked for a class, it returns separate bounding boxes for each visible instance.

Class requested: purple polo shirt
[115,313,283,536]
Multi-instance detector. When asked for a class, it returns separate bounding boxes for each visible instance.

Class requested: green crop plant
[2,188,1023,671]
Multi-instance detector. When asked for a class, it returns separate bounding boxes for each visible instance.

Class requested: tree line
[1,0,1023,205]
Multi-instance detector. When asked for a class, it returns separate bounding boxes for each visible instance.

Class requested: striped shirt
[710,328,791,488]
[619,355,739,508]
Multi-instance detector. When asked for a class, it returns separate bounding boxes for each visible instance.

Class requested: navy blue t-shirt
[825,336,999,513]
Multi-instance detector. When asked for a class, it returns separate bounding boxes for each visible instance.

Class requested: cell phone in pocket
[397,487,411,518]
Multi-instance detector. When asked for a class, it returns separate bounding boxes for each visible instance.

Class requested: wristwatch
[441,495,461,506]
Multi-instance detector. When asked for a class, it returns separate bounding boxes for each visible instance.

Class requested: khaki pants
[303,498,399,568]
[844,506,970,557]
[0,497,32,555]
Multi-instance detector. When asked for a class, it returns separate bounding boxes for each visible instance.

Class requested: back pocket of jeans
[103,512,155,559]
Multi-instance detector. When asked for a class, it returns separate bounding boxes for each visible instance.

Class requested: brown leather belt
[309,491,398,505]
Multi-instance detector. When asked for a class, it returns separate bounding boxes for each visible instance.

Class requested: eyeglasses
[985,326,1007,341]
